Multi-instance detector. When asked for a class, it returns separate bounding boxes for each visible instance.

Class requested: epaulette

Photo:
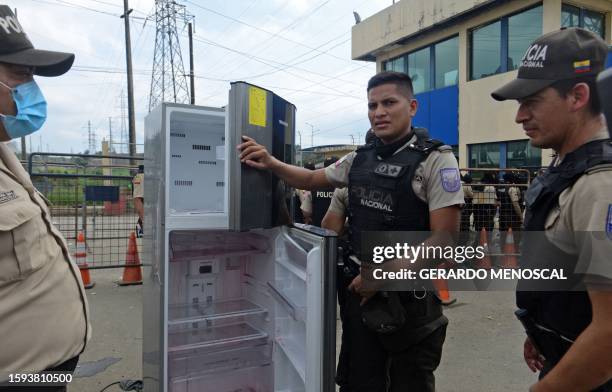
[407,138,444,153]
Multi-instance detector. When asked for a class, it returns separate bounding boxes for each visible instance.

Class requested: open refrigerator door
[165,226,336,392]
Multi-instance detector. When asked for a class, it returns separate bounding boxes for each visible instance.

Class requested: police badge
[606,204,612,240]
[440,168,461,192]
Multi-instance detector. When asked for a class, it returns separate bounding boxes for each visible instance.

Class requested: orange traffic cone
[475,228,492,269]
[118,232,143,286]
[433,262,456,306]
[74,232,95,289]
[502,228,519,268]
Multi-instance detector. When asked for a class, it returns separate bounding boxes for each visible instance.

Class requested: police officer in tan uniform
[492,28,612,391]
[0,6,90,390]
[239,71,464,391]
[133,165,144,236]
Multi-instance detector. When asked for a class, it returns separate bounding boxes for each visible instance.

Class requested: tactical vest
[517,139,612,341]
[347,139,442,258]
[497,186,522,219]
[311,187,334,227]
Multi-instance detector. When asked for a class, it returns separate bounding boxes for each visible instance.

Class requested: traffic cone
[433,262,456,306]
[118,232,143,286]
[502,228,519,268]
[475,228,492,269]
[74,232,95,289]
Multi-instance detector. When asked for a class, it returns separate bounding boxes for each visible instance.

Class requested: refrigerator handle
[267,282,299,321]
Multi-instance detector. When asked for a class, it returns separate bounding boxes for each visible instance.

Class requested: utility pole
[305,122,314,148]
[349,134,355,145]
[121,0,137,161]
[108,117,113,153]
[188,22,195,105]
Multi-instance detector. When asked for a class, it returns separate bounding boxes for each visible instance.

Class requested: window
[508,6,543,71]
[470,5,543,80]
[469,143,500,168]
[562,4,605,38]
[385,56,406,73]
[383,35,458,93]
[471,21,502,80]
[408,47,431,94]
[469,140,542,169]
[506,140,541,168]
[435,36,459,88]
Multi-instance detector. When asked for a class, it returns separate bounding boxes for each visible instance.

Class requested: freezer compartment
[167,108,226,216]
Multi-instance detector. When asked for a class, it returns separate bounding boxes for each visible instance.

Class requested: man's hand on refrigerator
[237,135,278,170]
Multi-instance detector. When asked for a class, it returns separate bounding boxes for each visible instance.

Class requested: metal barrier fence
[459,168,532,261]
[28,153,144,269]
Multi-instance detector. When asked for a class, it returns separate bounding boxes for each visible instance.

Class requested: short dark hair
[550,76,602,115]
[367,71,414,99]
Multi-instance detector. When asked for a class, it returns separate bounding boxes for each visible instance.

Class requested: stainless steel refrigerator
[143,82,337,392]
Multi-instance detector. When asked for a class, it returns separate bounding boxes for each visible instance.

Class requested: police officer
[492,27,612,391]
[239,71,464,391]
[133,164,144,237]
[321,132,376,391]
[498,171,523,250]
[308,156,338,226]
[0,6,90,390]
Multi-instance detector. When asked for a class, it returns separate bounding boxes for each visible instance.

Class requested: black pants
[0,356,79,392]
[473,204,496,232]
[337,292,446,392]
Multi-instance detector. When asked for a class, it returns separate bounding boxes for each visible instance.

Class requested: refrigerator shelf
[275,337,306,383]
[168,299,267,326]
[169,341,272,384]
[170,248,267,262]
[275,258,306,281]
[168,322,268,353]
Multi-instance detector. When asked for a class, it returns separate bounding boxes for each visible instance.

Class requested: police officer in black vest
[309,156,339,226]
[492,28,612,391]
[239,71,464,391]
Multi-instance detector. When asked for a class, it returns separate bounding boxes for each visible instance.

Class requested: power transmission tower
[88,121,97,153]
[148,0,194,111]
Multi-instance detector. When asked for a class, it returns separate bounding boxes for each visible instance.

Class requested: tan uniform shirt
[472,185,497,205]
[296,189,311,214]
[328,187,348,215]
[543,129,612,284]
[0,143,90,380]
[133,173,144,199]
[325,135,465,211]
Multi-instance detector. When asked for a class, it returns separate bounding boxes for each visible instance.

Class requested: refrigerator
[143,82,337,392]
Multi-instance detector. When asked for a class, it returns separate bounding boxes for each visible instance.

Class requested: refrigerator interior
[168,109,226,215]
[166,227,323,392]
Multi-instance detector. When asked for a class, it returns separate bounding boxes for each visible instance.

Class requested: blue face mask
[0,79,47,139]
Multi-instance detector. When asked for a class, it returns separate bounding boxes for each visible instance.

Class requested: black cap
[491,27,607,101]
[0,5,74,76]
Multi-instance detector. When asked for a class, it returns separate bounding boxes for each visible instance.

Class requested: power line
[182,0,353,64]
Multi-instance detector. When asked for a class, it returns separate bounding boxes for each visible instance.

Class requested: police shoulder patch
[606,204,612,240]
[440,168,461,192]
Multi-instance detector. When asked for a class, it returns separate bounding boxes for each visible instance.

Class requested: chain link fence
[28,153,144,269]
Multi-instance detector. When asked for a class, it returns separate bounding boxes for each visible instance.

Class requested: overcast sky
[4,0,394,154]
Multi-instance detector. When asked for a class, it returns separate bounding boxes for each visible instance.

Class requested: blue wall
[412,85,459,146]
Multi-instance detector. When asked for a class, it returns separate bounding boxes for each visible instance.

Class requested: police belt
[515,308,574,365]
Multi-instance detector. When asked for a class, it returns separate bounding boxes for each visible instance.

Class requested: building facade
[352,0,612,170]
